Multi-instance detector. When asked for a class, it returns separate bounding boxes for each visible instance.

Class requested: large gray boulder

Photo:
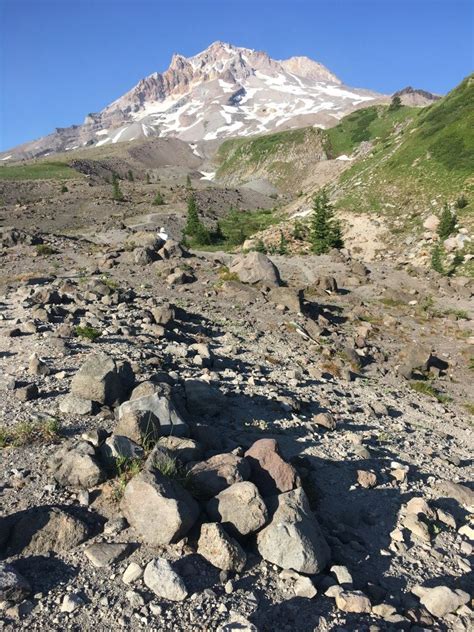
[49,441,106,488]
[207,481,268,537]
[120,469,199,545]
[115,393,189,442]
[143,558,187,601]
[256,488,330,574]
[229,252,281,287]
[71,353,134,406]
[7,507,89,556]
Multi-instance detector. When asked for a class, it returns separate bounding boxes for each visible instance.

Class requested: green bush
[75,325,101,342]
[153,191,165,205]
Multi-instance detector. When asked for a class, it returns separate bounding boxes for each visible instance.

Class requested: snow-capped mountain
[1,42,387,160]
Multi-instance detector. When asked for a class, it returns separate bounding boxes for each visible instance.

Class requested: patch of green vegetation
[113,456,143,499]
[409,380,451,404]
[464,403,474,417]
[325,105,416,157]
[75,325,102,342]
[0,161,78,181]
[0,417,62,448]
[151,451,190,487]
[216,126,322,181]
[36,244,57,256]
[217,266,240,282]
[380,297,405,308]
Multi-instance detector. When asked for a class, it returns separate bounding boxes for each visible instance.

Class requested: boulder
[0,563,31,603]
[49,441,106,488]
[198,523,246,572]
[59,393,96,416]
[335,590,372,613]
[71,353,134,406]
[189,453,251,498]
[207,481,268,537]
[7,507,89,556]
[268,287,303,312]
[99,435,144,467]
[229,252,281,287]
[412,585,470,618]
[84,542,131,568]
[423,214,440,231]
[157,436,202,464]
[151,304,175,327]
[120,469,199,545]
[184,379,225,417]
[256,488,330,574]
[143,558,187,601]
[245,438,300,497]
[116,393,189,442]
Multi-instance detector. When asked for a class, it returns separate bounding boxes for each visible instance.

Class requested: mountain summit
[2,41,385,160]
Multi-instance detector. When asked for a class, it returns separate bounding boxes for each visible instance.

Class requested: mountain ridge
[1,41,385,161]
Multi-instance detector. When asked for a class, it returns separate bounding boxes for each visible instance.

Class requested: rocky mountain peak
[0,42,386,160]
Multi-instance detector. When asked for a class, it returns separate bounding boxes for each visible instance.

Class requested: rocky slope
[0,216,473,630]
[0,42,386,161]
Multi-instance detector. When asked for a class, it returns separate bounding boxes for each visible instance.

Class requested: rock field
[0,224,473,631]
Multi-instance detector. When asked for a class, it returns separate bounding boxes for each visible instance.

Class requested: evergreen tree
[127,169,134,182]
[184,194,210,245]
[153,191,165,206]
[112,174,124,201]
[388,95,402,111]
[211,222,225,244]
[146,173,151,185]
[186,174,192,189]
[310,189,344,254]
[431,244,444,274]
[437,204,456,240]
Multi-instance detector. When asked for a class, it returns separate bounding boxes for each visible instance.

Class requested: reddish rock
[244,439,300,497]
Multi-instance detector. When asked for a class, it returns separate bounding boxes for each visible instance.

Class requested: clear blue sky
[0,0,472,150]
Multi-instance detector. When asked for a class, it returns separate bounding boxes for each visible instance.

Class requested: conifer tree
[184,194,210,245]
[278,231,288,255]
[112,174,124,201]
[437,204,456,240]
[310,189,344,254]
[431,244,444,274]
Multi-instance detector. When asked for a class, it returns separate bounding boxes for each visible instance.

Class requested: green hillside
[0,161,79,181]
[334,74,474,227]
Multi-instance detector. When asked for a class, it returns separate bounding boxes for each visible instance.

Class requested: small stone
[123,562,143,585]
[330,565,353,588]
[61,593,84,613]
[357,470,377,488]
[143,558,187,602]
[335,590,371,613]
[293,576,317,599]
[15,383,39,401]
[313,412,336,430]
[198,523,246,573]
[403,513,431,542]
[406,497,436,520]
[84,542,131,568]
